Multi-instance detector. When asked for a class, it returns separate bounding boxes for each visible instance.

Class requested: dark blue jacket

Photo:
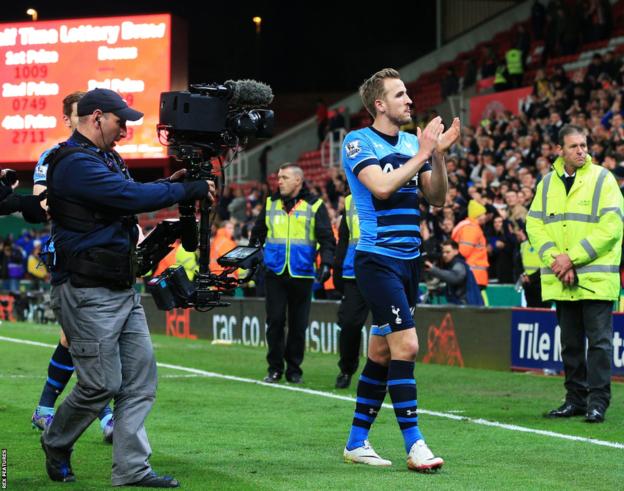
[50,130,207,284]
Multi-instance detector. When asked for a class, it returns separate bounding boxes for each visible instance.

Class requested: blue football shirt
[342,126,431,260]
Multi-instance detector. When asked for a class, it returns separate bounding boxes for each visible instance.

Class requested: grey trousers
[43,282,158,486]
[555,300,613,411]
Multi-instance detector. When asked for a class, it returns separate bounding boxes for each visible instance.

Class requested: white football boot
[407,439,444,472]
[343,440,392,466]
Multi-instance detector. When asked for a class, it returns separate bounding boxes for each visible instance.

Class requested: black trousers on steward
[265,271,313,378]
[337,280,369,376]
[555,300,613,411]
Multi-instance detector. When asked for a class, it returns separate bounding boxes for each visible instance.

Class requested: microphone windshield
[225,79,274,107]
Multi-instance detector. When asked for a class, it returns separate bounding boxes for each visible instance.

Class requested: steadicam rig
[137,80,273,311]
[157,79,274,154]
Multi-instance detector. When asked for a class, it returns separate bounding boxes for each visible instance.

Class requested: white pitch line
[2,335,623,450]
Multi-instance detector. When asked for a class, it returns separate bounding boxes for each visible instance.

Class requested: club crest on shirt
[346,140,362,159]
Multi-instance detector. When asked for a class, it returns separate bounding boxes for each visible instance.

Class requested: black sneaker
[335,372,352,389]
[41,436,76,483]
[125,471,180,488]
[286,373,303,384]
[263,371,281,383]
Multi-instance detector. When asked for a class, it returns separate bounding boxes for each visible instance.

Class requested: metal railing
[224,150,249,183]
[321,128,347,168]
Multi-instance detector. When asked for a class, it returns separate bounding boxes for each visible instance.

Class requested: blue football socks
[38,343,74,408]
[388,359,423,453]
[346,358,388,451]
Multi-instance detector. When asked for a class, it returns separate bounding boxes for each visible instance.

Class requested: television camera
[136,80,274,311]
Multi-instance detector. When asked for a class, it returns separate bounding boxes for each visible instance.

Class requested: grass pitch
[0,320,623,490]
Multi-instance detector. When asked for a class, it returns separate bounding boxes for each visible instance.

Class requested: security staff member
[516,226,550,308]
[505,47,524,88]
[527,124,623,424]
[333,194,369,389]
[251,163,335,384]
[41,88,214,488]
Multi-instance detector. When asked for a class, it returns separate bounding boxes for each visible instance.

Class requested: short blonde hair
[359,68,401,117]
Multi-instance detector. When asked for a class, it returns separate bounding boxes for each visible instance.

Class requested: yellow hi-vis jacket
[264,196,323,278]
[174,245,198,281]
[505,48,523,75]
[520,240,541,276]
[342,194,360,279]
[526,156,623,301]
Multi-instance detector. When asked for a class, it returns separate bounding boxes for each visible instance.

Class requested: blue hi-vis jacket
[263,195,323,278]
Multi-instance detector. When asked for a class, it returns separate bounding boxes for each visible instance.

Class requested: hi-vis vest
[520,240,541,276]
[505,48,523,75]
[264,196,322,278]
[452,218,489,287]
[175,245,198,281]
[342,194,360,279]
[527,156,624,301]
[494,65,508,85]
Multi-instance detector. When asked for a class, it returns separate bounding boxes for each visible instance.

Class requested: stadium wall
[142,297,624,378]
[144,297,511,370]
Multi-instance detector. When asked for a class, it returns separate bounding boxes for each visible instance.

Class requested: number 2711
[12,131,45,143]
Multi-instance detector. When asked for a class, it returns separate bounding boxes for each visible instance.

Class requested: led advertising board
[0,14,172,164]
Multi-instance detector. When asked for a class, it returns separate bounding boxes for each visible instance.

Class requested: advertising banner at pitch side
[143,297,511,371]
[511,308,624,377]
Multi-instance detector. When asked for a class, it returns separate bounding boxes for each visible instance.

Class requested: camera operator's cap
[77,88,143,121]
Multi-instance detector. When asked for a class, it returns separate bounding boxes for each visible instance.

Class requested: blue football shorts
[354,251,420,335]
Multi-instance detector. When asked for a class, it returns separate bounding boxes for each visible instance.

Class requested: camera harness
[45,142,138,288]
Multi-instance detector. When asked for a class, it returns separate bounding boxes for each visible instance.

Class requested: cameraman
[0,169,46,223]
[424,240,484,306]
[41,88,214,488]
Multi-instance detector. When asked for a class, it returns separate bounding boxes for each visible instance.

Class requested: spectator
[227,186,248,223]
[325,166,346,210]
[463,59,477,88]
[504,190,528,227]
[27,240,48,290]
[486,215,516,283]
[424,239,484,306]
[441,68,459,98]
[1,241,24,292]
[316,99,328,145]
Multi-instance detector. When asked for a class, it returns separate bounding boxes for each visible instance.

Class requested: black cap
[77,88,143,121]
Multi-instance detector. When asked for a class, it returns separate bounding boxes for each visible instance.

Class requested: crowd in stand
[2,0,623,301]
[0,230,50,293]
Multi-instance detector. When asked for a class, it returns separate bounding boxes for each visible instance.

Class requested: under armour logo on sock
[391,305,402,324]
[406,409,417,416]
[369,408,378,415]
